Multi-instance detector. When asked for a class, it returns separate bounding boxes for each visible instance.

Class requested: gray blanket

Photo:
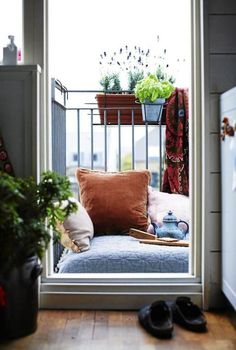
[57,235,189,273]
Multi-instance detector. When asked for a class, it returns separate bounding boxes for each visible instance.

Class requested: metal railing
[52,78,167,269]
[52,79,166,190]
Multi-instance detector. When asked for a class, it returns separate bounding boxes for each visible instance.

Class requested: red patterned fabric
[0,136,14,176]
[0,286,7,307]
[162,88,189,195]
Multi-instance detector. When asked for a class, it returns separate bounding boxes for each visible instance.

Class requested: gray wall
[0,66,40,178]
[203,0,236,308]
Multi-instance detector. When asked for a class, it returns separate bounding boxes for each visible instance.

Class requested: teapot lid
[163,210,178,223]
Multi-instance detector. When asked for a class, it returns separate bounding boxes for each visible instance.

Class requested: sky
[0,0,191,91]
[48,0,191,90]
[48,0,191,142]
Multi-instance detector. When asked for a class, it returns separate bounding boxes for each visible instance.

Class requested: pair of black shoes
[138,297,207,339]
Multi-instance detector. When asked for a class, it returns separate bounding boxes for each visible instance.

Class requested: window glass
[49,0,192,276]
[0,0,23,64]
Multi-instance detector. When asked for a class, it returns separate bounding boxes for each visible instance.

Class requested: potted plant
[96,45,149,125]
[0,171,77,339]
[134,74,174,123]
[96,44,176,125]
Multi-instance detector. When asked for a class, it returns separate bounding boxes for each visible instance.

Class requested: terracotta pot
[96,93,143,125]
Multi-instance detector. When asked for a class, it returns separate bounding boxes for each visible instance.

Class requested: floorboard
[0,310,235,350]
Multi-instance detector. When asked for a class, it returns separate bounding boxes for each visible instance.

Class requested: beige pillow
[58,223,81,253]
[59,199,94,252]
[147,186,190,233]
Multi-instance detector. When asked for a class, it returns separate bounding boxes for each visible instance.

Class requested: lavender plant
[99,45,151,92]
[99,43,176,92]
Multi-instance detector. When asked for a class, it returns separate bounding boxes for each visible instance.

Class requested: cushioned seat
[57,235,189,273]
[57,170,190,274]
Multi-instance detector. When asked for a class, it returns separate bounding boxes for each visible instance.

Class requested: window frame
[23,0,203,309]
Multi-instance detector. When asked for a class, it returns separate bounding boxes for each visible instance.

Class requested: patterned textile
[0,136,14,176]
[162,88,189,195]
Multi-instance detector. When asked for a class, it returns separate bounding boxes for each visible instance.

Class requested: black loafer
[138,300,173,338]
[173,297,207,332]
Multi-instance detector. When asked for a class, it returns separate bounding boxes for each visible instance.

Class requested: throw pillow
[59,199,94,252]
[58,222,81,253]
[147,186,190,233]
[75,168,151,235]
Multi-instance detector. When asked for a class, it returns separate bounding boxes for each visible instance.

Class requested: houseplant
[0,170,77,339]
[96,45,150,125]
[134,74,174,123]
[96,45,175,125]
[98,45,149,91]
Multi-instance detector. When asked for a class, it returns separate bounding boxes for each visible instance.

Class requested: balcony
[51,79,190,273]
[51,79,167,194]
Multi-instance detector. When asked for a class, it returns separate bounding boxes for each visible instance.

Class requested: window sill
[40,273,202,309]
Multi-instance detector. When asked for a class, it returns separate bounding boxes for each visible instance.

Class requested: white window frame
[23,0,204,309]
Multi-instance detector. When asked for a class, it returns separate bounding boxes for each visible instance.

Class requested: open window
[23,0,203,308]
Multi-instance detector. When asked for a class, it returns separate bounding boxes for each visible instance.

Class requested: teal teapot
[151,210,189,240]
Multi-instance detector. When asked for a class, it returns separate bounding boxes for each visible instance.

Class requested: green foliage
[134,74,174,103]
[121,153,132,171]
[99,73,121,92]
[128,70,144,91]
[99,44,178,92]
[156,65,176,84]
[0,171,77,273]
[99,45,152,92]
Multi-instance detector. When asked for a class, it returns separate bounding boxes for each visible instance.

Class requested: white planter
[141,98,165,123]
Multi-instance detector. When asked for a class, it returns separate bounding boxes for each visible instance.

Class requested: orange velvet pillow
[75,168,151,235]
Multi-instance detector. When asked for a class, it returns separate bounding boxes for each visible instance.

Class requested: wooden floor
[0,309,235,350]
